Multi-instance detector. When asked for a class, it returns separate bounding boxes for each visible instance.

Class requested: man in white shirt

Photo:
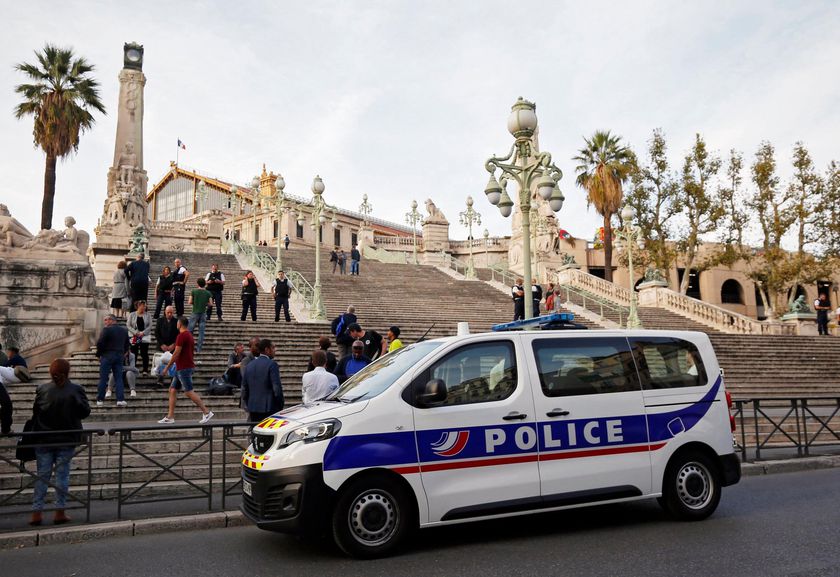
[302,350,339,404]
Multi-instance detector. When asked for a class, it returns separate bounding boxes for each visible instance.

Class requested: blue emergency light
[491,312,586,332]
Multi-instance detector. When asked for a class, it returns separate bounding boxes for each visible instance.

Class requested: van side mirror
[417,378,447,407]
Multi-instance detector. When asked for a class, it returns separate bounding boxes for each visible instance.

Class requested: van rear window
[629,337,707,389]
[532,337,640,397]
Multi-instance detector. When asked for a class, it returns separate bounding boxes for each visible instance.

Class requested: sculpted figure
[63,216,90,254]
[789,294,811,314]
[424,199,448,224]
[0,204,35,248]
[118,142,137,187]
[23,229,79,253]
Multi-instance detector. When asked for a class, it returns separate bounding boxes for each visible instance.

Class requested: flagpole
[176,139,179,167]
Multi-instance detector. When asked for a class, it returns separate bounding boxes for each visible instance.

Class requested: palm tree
[14,44,106,230]
[573,130,634,282]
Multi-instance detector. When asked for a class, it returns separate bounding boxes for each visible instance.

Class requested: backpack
[332,314,346,337]
[207,377,236,396]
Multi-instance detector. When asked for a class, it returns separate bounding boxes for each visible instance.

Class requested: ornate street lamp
[459,196,482,278]
[197,180,207,224]
[250,176,262,244]
[484,97,565,319]
[615,204,644,328]
[483,228,490,267]
[405,199,424,265]
[271,173,297,272]
[359,194,373,226]
[307,175,331,320]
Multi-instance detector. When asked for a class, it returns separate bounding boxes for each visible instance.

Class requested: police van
[240,314,741,558]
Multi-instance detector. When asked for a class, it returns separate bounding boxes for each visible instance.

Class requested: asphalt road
[2,468,839,577]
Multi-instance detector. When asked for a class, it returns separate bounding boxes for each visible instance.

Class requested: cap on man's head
[352,340,364,349]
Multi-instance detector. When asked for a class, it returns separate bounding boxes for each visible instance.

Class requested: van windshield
[329,342,442,403]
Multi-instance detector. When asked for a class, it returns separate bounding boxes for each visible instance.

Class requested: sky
[1,0,839,243]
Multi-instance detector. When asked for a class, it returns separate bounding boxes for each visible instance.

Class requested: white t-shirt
[301,367,339,404]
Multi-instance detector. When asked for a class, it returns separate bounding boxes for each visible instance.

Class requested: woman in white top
[110,260,128,318]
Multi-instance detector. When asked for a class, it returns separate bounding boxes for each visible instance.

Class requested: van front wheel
[332,477,413,558]
[660,451,721,521]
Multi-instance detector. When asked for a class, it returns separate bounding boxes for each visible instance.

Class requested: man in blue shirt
[335,340,371,384]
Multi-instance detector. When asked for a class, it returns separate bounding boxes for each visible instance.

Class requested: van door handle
[546,409,570,417]
[502,412,528,421]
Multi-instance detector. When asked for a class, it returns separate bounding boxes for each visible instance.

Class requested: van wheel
[332,476,414,558]
[661,451,721,521]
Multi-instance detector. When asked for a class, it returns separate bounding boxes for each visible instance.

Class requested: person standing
[0,377,12,434]
[272,270,292,323]
[125,253,151,310]
[338,249,347,275]
[127,300,152,376]
[240,270,260,322]
[387,326,404,353]
[153,266,174,319]
[512,277,525,321]
[29,358,90,526]
[815,293,831,336]
[532,278,543,318]
[241,339,284,422]
[335,341,372,384]
[330,247,339,274]
[306,336,338,373]
[205,264,225,321]
[350,245,361,276]
[95,315,130,407]
[302,350,339,403]
[284,234,290,250]
[106,350,138,398]
[332,305,358,359]
[110,260,128,318]
[158,316,214,424]
[188,278,214,354]
[172,258,190,317]
[347,323,386,360]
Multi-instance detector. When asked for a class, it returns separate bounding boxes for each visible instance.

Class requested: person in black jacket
[125,252,151,311]
[272,270,291,323]
[95,315,130,406]
[0,381,12,434]
[30,358,91,526]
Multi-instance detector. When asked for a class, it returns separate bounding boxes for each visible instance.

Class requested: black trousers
[154,292,172,318]
[513,300,524,321]
[173,284,186,316]
[131,342,150,373]
[274,297,290,322]
[241,294,257,321]
[817,311,829,335]
[249,411,274,425]
[130,283,149,309]
[208,290,223,320]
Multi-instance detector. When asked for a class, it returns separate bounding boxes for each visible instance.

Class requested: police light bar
[491,312,585,332]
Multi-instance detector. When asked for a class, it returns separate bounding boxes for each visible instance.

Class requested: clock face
[126,48,141,62]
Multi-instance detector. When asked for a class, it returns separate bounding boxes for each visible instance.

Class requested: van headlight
[279,419,341,448]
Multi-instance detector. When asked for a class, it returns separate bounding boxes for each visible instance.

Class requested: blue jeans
[33,447,75,511]
[97,351,124,401]
[350,260,360,275]
[171,368,195,392]
[189,312,207,352]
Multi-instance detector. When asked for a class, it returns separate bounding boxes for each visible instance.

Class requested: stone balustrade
[151,221,209,234]
[373,235,417,247]
[556,267,631,305]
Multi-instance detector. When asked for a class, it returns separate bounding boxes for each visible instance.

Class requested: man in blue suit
[241,338,284,423]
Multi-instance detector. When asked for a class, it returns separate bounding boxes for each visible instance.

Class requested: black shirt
[157,274,174,294]
[126,260,151,286]
[242,278,258,296]
[155,317,179,347]
[207,271,224,292]
[96,325,130,356]
[32,380,91,444]
[358,330,383,360]
[274,278,291,299]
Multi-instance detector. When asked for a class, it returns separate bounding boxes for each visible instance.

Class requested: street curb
[0,510,247,551]
[2,457,840,551]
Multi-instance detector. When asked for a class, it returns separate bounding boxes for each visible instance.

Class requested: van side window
[425,341,517,407]
[532,337,640,397]
[629,337,707,389]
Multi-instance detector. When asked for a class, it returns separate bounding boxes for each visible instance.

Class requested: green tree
[789,142,822,255]
[718,149,747,249]
[573,130,634,282]
[676,134,725,295]
[815,161,840,258]
[14,44,105,230]
[624,128,680,274]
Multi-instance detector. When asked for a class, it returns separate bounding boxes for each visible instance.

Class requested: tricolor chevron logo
[431,430,470,457]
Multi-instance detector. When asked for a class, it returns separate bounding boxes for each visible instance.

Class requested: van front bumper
[240,463,335,535]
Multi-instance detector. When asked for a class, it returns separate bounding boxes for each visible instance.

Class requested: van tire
[332,476,414,558]
[660,451,721,521]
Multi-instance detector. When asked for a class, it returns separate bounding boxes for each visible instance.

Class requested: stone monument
[90,42,149,286]
[420,199,450,261]
[0,205,105,368]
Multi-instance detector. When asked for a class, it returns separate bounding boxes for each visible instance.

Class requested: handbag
[15,418,37,463]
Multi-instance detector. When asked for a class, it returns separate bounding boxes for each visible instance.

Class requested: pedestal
[780,312,818,336]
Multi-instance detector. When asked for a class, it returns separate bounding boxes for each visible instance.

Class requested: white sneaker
[199,411,214,424]
[116,401,127,407]
[158,416,175,424]
[96,400,103,407]
[130,390,137,397]
[105,389,112,398]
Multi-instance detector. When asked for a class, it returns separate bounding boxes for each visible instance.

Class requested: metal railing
[558,284,630,327]
[363,245,410,264]
[487,262,518,285]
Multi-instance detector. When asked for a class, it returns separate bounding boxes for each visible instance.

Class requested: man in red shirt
[158,316,213,424]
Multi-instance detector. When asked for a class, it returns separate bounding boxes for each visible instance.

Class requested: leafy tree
[624,129,680,273]
[573,130,634,282]
[675,134,725,295]
[788,142,822,254]
[718,149,748,249]
[14,44,105,230]
[815,161,840,258]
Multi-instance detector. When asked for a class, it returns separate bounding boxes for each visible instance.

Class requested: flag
[177,139,186,150]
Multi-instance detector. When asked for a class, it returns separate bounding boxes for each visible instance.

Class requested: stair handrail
[438,251,470,277]
[557,284,630,327]
[487,262,519,286]
[363,245,409,264]
[226,239,317,312]
[556,267,631,305]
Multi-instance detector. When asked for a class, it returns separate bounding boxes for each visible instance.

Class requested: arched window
[786,285,807,302]
[720,279,744,304]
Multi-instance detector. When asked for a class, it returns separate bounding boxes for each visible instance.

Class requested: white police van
[240,314,740,558]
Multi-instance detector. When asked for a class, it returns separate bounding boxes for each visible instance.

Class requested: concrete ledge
[225,510,248,527]
[134,512,227,535]
[741,455,840,476]
[0,530,38,549]
[39,520,134,546]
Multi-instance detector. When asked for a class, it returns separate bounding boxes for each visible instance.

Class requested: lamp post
[483,228,490,268]
[405,200,424,265]
[484,97,565,319]
[271,174,295,272]
[306,175,330,320]
[250,176,262,244]
[615,204,643,328]
[459,196,482,279]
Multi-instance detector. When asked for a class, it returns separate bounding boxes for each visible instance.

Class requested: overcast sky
[2,1,839,243]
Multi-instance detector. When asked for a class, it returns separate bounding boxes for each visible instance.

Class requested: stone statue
[789,295,811,314]
[63,216,90,254]
[23,229,81,253]
[0,204,35,248]
[561,253,577,266]
[644,266,666,284]
[129,223,149,254]
[117,142,138,188]
[425,199,449,224]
